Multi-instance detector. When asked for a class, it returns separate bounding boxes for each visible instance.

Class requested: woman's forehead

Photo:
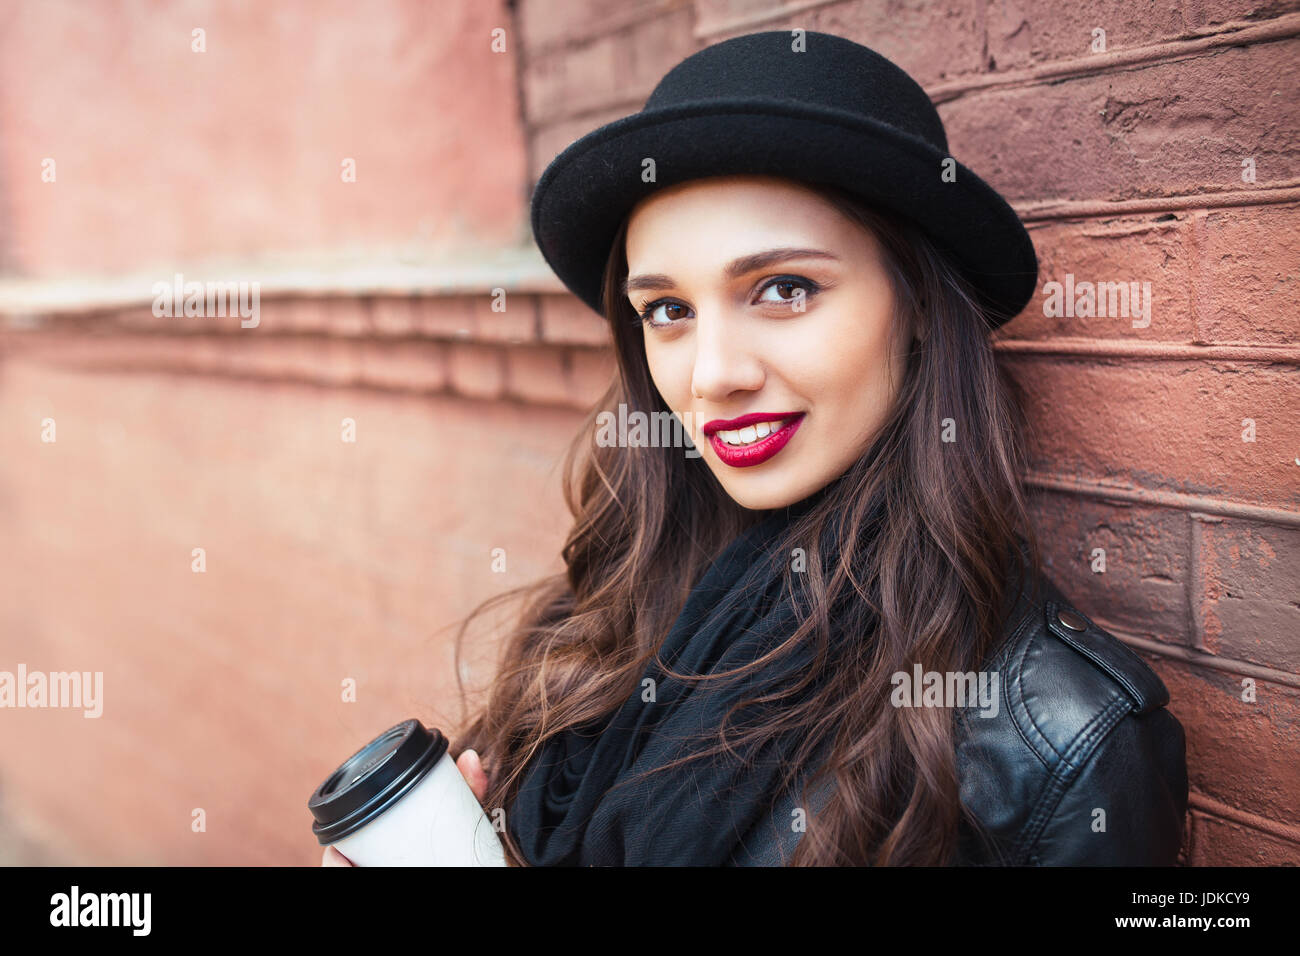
[625,183,877,273]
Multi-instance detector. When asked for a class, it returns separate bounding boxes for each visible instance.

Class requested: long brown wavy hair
[448,180,1044,865]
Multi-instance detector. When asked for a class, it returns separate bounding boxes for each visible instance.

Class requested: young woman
[323,30,1189,867]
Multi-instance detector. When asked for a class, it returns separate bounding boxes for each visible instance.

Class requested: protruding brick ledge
[1025,472,1300,530]
[0,245,569,318]
[1115,629,1300,691]
[926,12,1300,103]
[0,323,617,412]
[0,241,618,413]
[1188,790,1300,850]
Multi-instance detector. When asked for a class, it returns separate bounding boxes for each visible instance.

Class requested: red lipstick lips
[702,412,805,468]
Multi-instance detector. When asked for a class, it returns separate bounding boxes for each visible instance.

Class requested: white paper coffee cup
[308,719,506,866]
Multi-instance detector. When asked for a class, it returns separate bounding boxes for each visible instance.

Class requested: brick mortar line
[10,328,1293,364]
[1025,472,1300,529]
[7,327,1297,364]
[994,340,1300,364]
[1016,184,1300,221]
[1187,790,1300,847]
[928,12,1300,103]
[1106,627,1300,690]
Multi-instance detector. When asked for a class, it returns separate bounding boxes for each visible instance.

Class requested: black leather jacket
[726,562,1190,865]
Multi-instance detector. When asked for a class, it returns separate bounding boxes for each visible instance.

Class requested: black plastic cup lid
[308,718,448,845]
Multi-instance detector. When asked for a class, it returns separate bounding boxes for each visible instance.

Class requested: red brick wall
[523,0,1300,863]
[0,0,1296,866]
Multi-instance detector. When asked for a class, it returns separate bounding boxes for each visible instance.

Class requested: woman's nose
[688,308,766,401]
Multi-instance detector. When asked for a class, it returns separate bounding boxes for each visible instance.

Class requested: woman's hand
[319,749,490,867]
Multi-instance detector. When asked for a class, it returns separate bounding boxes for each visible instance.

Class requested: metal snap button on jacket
[1057,608,1088,631]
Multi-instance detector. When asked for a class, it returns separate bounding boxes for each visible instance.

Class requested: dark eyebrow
[621,247,841,298]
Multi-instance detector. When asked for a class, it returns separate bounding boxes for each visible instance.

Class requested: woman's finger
[321,845,354,866]
[456,748,489,804]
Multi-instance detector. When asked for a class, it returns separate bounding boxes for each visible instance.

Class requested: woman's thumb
[457,748,489,803]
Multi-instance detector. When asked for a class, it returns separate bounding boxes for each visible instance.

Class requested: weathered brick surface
[1196,517,1300,670]
[415,297,479,339]
[539,294,611,346]
[983,0,1300,70]
[521,5,700,127]
[1010,217,1198,342]
[505,344,571,405]
[1009,203,1300,346]
[368,295,419,336]
[1196,203,1300,345]
[1030,489,1300,674]
[702,0,986,86]
[1004,357,1300,511]
[473,294,539,345]
[1189,812,1300,865]
[356,340,449,392]
[446,341,508,400]
[1027,489,1194,647]
[1158,660,1300,836]
[941,40,1300,202]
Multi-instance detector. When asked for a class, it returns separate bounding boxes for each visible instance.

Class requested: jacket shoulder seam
[1002,612,1062,771]
[1000,587,1144,795]
[1013,694,1134,862]
[1043,599,1170,714]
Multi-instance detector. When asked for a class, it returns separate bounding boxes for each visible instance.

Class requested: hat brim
[530,98,1038,328]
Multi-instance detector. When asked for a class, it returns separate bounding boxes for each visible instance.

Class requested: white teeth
[715,419,788,446]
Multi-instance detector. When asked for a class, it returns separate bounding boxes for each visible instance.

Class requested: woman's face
[623,175,908,511]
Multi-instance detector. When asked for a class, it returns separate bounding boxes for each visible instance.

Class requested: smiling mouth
[704,413,806,468]
[711,416,797,447]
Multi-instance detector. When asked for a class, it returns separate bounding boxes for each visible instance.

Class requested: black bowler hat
[529,30,1038,328]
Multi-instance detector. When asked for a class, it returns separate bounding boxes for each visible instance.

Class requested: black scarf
[508,482,865,866]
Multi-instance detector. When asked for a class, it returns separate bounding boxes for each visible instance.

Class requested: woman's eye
[635,277,819,328]
[637,300,691,328]
[756,277,818,306]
